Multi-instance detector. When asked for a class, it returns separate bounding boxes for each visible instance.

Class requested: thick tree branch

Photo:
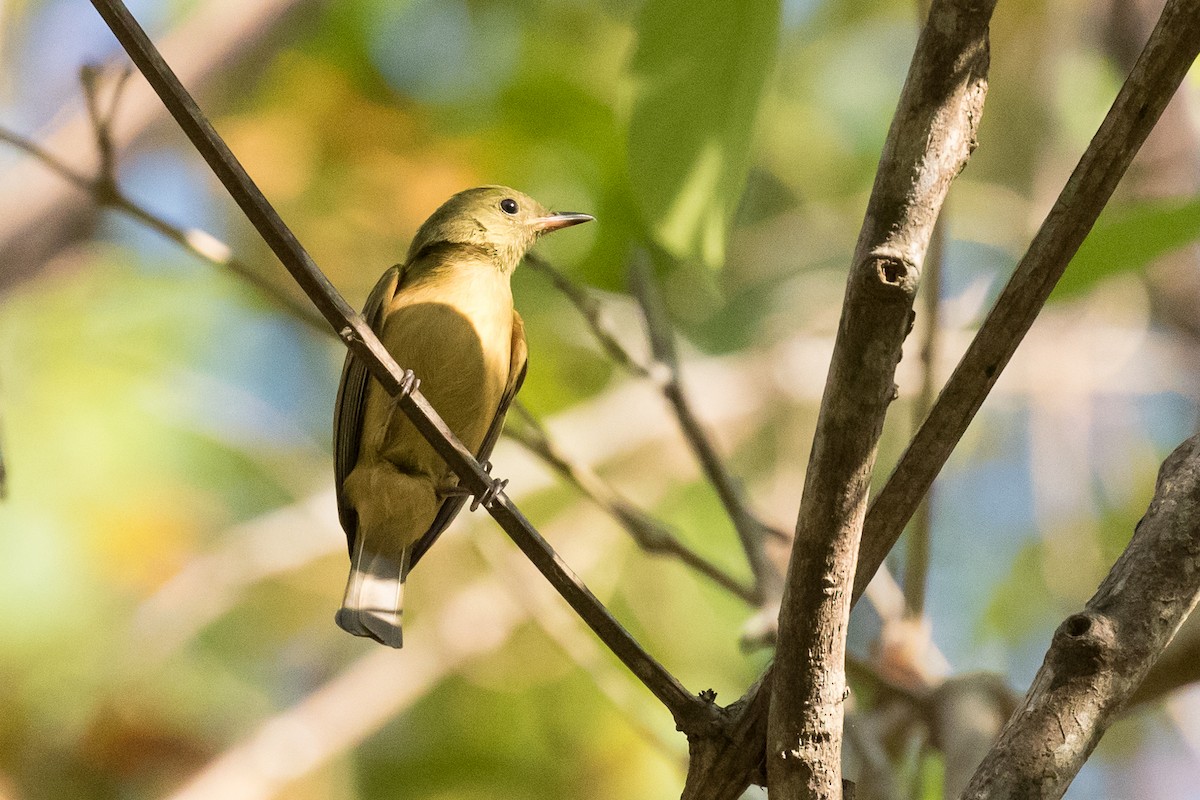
[767,1,993,797]
[681,6,1200,792]
[854,0,1200,607]
[961,434,1200,799]
[89,0,715,735]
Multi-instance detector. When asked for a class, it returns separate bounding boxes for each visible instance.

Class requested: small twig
[89,0,714,735]
[80,63,133,194]
[525,253,787,554]
[962,433,1200,799]
[904,213,944,617]
[627,255,783,599]
[853,0,1200,608]
[524,253,650,377]
[0,125,329,335]
[508,402,759,604]
[765,0,994,796]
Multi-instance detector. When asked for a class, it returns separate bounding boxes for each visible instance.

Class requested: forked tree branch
[767,1,994,797]
[706,4,1199,798]
[87,0,716,735]
[0,124,329,335]
[853,0,1200,607]
[961,434,1200,799]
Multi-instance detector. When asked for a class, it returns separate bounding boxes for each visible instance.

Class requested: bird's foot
[380,369,421,430]
[438,470,509,511]
[470,476,509,511]
[395,368,420,399]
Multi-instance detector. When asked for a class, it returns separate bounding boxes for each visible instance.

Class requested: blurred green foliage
[1054,196,1200,299]
[626,0,780,269]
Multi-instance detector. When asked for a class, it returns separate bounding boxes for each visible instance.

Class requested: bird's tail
[335,530,410,648]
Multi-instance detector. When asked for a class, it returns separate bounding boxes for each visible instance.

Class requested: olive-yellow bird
[333,186,592,647]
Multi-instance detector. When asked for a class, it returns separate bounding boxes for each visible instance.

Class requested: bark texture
[766,1,995,797]
[961,434,1200,799]
[853,0,1200,608]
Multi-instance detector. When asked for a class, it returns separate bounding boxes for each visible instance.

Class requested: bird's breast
[374,266,513,463]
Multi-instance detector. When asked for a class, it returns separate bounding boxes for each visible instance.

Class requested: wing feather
[334,265,401,552]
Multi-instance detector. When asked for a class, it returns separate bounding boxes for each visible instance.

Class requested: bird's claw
[396,369,419,399]
[470,477,509,511]
[380,370,420,433]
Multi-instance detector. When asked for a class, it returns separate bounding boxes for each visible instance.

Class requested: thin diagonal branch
[526,252,790,550]
[766,1,994,797]
[962,434,1200,799]
[525,253,651,377]
[853,0,1200,608]
[507,402,759,604]
[89,0,714,735]
[628,256,782,599]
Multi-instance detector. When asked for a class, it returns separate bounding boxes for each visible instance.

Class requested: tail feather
[335,534,410,648]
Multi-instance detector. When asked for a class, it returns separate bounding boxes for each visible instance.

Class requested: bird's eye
[500,198,519,215]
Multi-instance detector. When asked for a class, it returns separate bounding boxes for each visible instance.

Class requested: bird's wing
[409,310,528,570]
[334,265,402,552]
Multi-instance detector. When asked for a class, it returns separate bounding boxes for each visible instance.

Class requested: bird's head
[406,186,593,273]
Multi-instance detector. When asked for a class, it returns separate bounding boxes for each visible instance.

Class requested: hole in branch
[878,258,908,285]
[1064,614,1092,637]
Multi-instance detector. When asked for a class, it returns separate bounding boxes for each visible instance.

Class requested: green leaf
[625,0,780,270]
[1053,194,1200,299]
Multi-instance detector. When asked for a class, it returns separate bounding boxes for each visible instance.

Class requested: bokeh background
[1,0,1198,798]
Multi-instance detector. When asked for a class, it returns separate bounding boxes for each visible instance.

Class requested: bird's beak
[531,212,595,233]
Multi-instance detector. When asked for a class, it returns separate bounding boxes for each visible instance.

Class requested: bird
[332,185,593,648]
